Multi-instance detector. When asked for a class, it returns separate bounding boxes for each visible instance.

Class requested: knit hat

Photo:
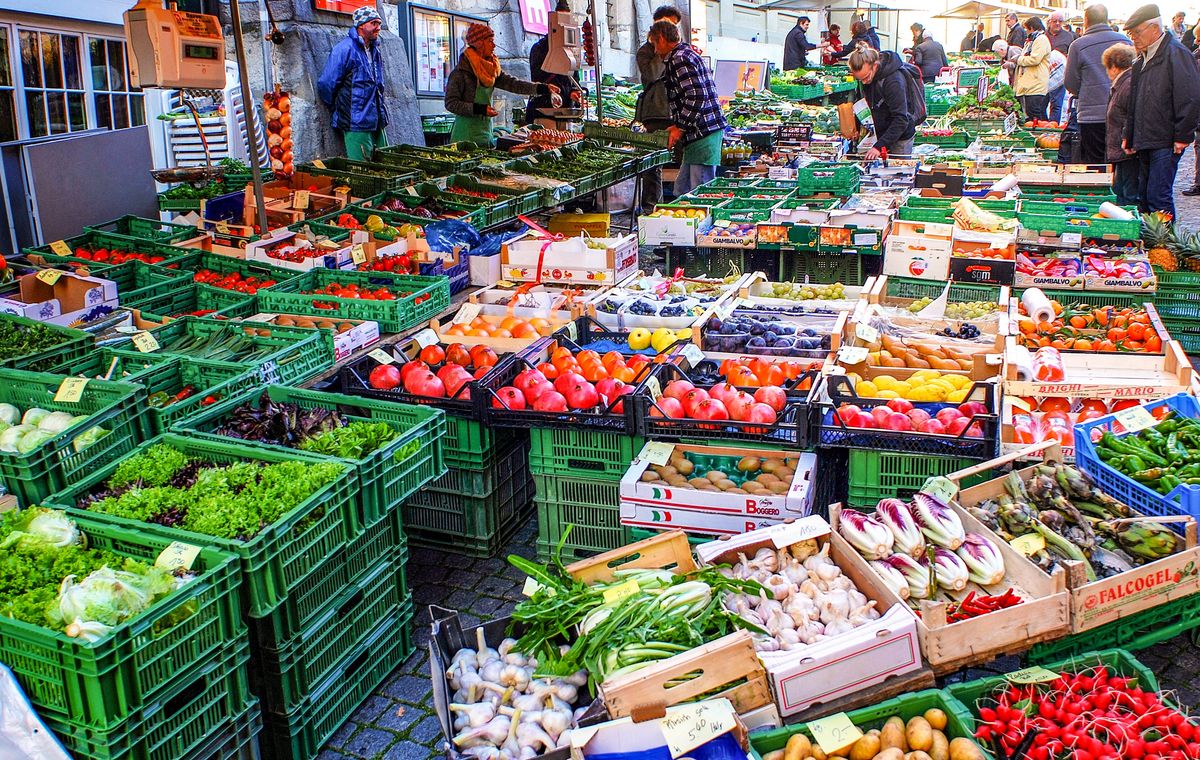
[1123,4,1162,30]
[352,6,382,28]
[466,23,494,46]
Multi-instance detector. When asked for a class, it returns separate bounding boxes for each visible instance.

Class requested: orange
[536,362,559,379]
[500,316,522,331]
[511,323,539,339]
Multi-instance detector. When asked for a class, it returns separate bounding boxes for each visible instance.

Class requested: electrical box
[124,0,226,89]
[543,11,585,75]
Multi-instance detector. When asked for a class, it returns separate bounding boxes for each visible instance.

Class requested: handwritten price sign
[808,712,863,754]
[660,700,736,758]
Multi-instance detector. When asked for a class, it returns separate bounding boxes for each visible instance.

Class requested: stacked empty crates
[403,416,535,557]
[531,429,645,563]
[169,387,445,760]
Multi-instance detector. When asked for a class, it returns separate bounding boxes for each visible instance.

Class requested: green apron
[681,129,723,165]
[450,83,496,147]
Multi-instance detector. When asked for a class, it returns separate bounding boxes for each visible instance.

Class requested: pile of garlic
[445,627,590,759]
[721,540,882,652]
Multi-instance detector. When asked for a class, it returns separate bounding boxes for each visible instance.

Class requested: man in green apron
[445,24,560,147]
[648,20,727,196]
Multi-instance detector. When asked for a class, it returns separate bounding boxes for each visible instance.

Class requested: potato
[924,709,947,732]
[906,753,934,760]
[873,749,905,760]
[810,747,827,760]
[948,738,985,760]
[929,730,949,760]
[762,752,784,760]
[880,717,907,752]
[782,733,811,760]
[906,717,933,752]
[848,733,880,760]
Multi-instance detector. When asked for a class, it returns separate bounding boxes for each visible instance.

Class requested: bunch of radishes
[648,379,785,429]
[491,366,635,414]
[834,399,988,436]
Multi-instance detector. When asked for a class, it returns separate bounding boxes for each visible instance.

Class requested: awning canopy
[759,0,922,11]
[934,0,1051,19]
[0,0,127,25]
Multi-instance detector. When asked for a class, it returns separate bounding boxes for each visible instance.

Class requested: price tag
[854,322,879,343]
[412,328,440,348]
[49,240,72,256]
[562,321,578,341]
[602,578,640,604]
[496,280,515,288]
[808,713,863,755]
[293,189,310,210]
[1005,665,1060,684]
[215,221,231,235]
[54,377,88,403]
[36,268,64,285]
[639,441,675,466]
[521,577,555,596]
[453,302,483,325]
[1010,533,1046,556]
[155,541,201,572]
[131,331,160,353]
[311,159,326,169]
[680,343,705,367]
[645,375,662,399]
[1004,112,1018,135]
[350,243,367,265]
[920,476,959,504]
[660,701,737,758]
[368,348,394,364]
[1113,405,1158,433]
[837,346,869,365]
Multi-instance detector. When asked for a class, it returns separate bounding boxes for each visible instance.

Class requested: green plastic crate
[0,368,147,506]
[948,649,1161,724]
[250,557,409,713]
[1022,288,1143,310]
[915,130,971,148]
[355,185,488,228]
[847,449,988,508]
[259,607,413,759]
[248,506,407,649]
[375,144,483,176]
[712,197,782,224]
[23,231,194,269]
[441,416,522,469]
[528,428,644,480]
[0,313,94,372]
[886,276,1002,303]
[180,700,260,760]
[130,317,332,387]
[0,516,242,731]
[47,348,181,388]
[1149,292,1200,321]
[137,282,258,321]
[53,433,357,619]
[420,436,528,496]
[534,473,628,564]
[1161,317,1200,352]
[1017,210,1141,241]
[174,385,446,529]
[85,216,205,245]
[165,250,301,286]
[1025,591,1200,664]
[256,269,450,333]
[295,157,419,197]
[780,250,865,286]
[441,174,539,219]
[41,640,252,760]
[301,203,428,242]
[82,260,193,315]
[748,689,991,759]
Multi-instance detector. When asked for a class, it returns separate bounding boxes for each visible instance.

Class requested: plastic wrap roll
[1010,344,1034,381]
[1098,202,1134,220]
[990,174,1020,193]
[1021,287,1055,324]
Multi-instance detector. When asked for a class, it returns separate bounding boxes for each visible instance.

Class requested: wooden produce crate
[564,531,772,719]
[694,519,924,718]
[829,504,1070,674]
[1002,336,1192,400]
[948,441,1200,635]
[868,275,1009,315]
[1008,299,1172,355]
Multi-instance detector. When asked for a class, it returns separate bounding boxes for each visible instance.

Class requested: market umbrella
[934,0,1050,19]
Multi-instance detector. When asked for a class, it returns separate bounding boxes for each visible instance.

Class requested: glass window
[414,10,452,95]
[0,28,15,141]
[20,30,40,88]
[89,36,142,132]
[18,29,86,136]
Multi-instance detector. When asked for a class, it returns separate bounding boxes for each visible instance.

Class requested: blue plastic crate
[1074,393,1200,532]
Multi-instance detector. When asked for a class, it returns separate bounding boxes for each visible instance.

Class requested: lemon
[947,388,969,403]
[628,328,652,350]
[674,328,693,340]
[874,375,897,390]
[876,389,899,399]
[855,380,880,397]
[891,381,913,396]
[651,327,677,352]
[911,370,940,382]
[930,379,958,393]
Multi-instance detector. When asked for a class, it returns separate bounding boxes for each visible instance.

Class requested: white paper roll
[990,174,1020,193]
[1010,344,1034,381]
[1021,287,1055,325]
[1098,202,1134,220]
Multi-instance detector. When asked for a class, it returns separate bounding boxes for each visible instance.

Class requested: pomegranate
[523,381,555,404]
[745,403,777,433]
[835,404,862,426]
[958,400,988,418]
[554,371,586,395]
[533,390,569,412]
[595,377,625,401]
[564,380,600,410]
[398,361,428,384]
[726,392,754,421]
[923,418,947,435]
[405,370,445,398]
[680,388,710,416]
[883,412,912,431]
[650,397,685,418]
[886,398,914,414]
[907,408,932,427]
[368,364,402,390]
[753,386,787,412]
[708,382,738,406]
[514,368,548,394]
[692,398,730,429]
[871,407,893,427]
[492,386,526,410]
[664,380,696,400]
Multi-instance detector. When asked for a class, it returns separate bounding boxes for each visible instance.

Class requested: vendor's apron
[682,129,723,165]
[450,84,495,147]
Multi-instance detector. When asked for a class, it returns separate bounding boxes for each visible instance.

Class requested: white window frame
[85,33,145,132]
[0,23,20,143]
[16,24,90,137]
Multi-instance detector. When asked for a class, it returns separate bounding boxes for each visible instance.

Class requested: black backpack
[900,63,928,126]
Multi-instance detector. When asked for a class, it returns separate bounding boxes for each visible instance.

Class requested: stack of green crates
[403,417,534,558]
[846,449,990,508]
[532,428,645,563]
[1151,269,1200,353]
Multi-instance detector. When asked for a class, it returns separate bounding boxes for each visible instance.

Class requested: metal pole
[590,0,602,120]
[258,0,274,90]
[229,0,269,234]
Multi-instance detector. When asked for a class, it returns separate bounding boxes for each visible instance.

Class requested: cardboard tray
[1002,336,1193,399]
[946,441,1200,635]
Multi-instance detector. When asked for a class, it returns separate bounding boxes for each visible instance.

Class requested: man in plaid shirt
[649,20,727,196]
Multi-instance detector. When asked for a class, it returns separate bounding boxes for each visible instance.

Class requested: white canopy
[934,0,1051,19]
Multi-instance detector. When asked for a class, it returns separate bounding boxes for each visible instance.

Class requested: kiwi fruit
[696,483,718,491]
[756,473,781,485]
[674,459,695,476]
[776,468,795,481]
[761,459,782,474]
[658,465,678,478]
[337,322,355,333]
[689,477,711,489]
[276,316,296,326]
[714,479,737,491]
[767,481,790,494]
[640,471,661,482]
[705,470,727,483]
[727,488,749,494]
[742,481,766,494]
[737,456,761,473]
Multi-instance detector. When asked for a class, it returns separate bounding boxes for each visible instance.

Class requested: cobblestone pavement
[1176,152,1200,232]
[317,512,1200,760]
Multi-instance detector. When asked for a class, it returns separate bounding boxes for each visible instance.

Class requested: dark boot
[1184,185,1200,196]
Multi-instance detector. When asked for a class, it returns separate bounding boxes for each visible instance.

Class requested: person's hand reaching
[486,106,498,117]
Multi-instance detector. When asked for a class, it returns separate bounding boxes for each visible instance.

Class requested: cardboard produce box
[950,228,1016,286]
[244,313,379,362]
[0,270,118,325]
[568,698,748,759]
[1003,337,1192,399]
[245,229,352,271]
[883,220,953,281]
[637,208,714,247]
[694,518,922,718]
[948,441,1200,634]
[619,442,817,536]
[502,234,638,285]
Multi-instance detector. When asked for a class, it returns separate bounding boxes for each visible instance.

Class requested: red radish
[514,368,548,394]
[554,371,586,394]
[871,406,893,427]
[958,400,988,418]
[369,364,402,390]
[681,388,711,416]
[884,412,912,431]
[492,386,526,410]
[886,398,914,414]
[726,392,754,421]
[663,380,696,400]
[564,380,600,410]
[907,408,932,427]
[651,397,685,418]
[754,386,787,412]
[533,390,569,412]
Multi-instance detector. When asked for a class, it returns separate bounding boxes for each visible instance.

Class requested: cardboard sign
[680,343,705,367]
[293,189,310,210]
[659,700,738,758]
[1113,405,1158,433]
[854,322,879,343]
[837,346,869,364]
[131,331,160,353]
[35,269,63,285]
[453,302,483,325]
[412,329,439,348]
[54,377,88,403]
[49,240,73,256]
[639,441,676,466]
[351,243,367,265]
[920,476,958,504]
[1005,665,1060,684]
[809,712,864,754]
[155,541,201,571]
[367,348,394,364]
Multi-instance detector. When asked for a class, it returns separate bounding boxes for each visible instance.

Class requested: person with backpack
[848,47,926,159]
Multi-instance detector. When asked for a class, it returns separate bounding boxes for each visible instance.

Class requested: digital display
[183,44,218,60]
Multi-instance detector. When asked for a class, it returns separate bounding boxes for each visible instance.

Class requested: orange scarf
[465,48,501,88]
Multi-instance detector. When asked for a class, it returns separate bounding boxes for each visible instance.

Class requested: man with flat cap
[1121,3,1200,218]
[318,6,390,160]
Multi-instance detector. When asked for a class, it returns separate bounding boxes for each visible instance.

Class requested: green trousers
[343,128,389,161]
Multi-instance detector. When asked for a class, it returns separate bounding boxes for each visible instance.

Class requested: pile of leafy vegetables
[78,444,344,541]
[210,391,399,460]
[0,319,72,365]
[0,508,187,641]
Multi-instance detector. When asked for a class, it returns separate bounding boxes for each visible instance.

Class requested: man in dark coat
[1122,4,1200,217]
[526,1,583,126]
[1064,4,1130,163]
[849,47,921,159]
[1006,13,1028,47]
[909,24,949,83]
[784,16,824,70]
[961,23,985,52]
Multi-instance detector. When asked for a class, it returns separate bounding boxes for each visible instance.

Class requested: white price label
[808,713,864,755]
[837,346,869,365]
[854,322,880,343]
[36,269,63,286]
[660,701,738,758]
[350,243,367,265]
[645,375,662,399]
[920,476,958,504]
[453,303,484,325]
[368,348,394,364]
[49,240,72,256]
[131,332,159,353]
[602,578,640,604]
[293,190,310,210]
[680,343,705,367]
[1113,405,1158,433]
[412,328,440,348]
[155,541,201,571]
[638,441,675,465]
[54,377,88,403]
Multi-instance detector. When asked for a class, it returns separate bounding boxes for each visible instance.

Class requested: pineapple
[1174,229,1200,273]
[1144,211,1177,271]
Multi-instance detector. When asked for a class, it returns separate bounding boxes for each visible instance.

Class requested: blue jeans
[1113,160,1140,208]
[1047,85,1065,124]
[1136,148,1182,218]
[674,163,717,198]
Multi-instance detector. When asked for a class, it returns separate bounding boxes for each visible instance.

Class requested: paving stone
[371,700,427,734]
[316,750,358,760]
[381,739,439,759]
[408,715,445,745]
[341,727,397,757]
[348,694,394,724]
[382,673,433,705]
[325,721,359,751]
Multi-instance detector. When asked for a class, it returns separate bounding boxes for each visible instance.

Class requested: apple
[754,386,787,412]
[907,408,932,427]
[492,386,526,410]
[958,401,988,418]
[650,396,685,418]
[533,390,569,412]
[368,364,402,390]
[886,398,914,414]
[664,380,696,400]
[884,412,912,431]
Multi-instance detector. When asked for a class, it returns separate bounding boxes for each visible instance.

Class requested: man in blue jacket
[318,7,389,161]
[1064,4,1130,163]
